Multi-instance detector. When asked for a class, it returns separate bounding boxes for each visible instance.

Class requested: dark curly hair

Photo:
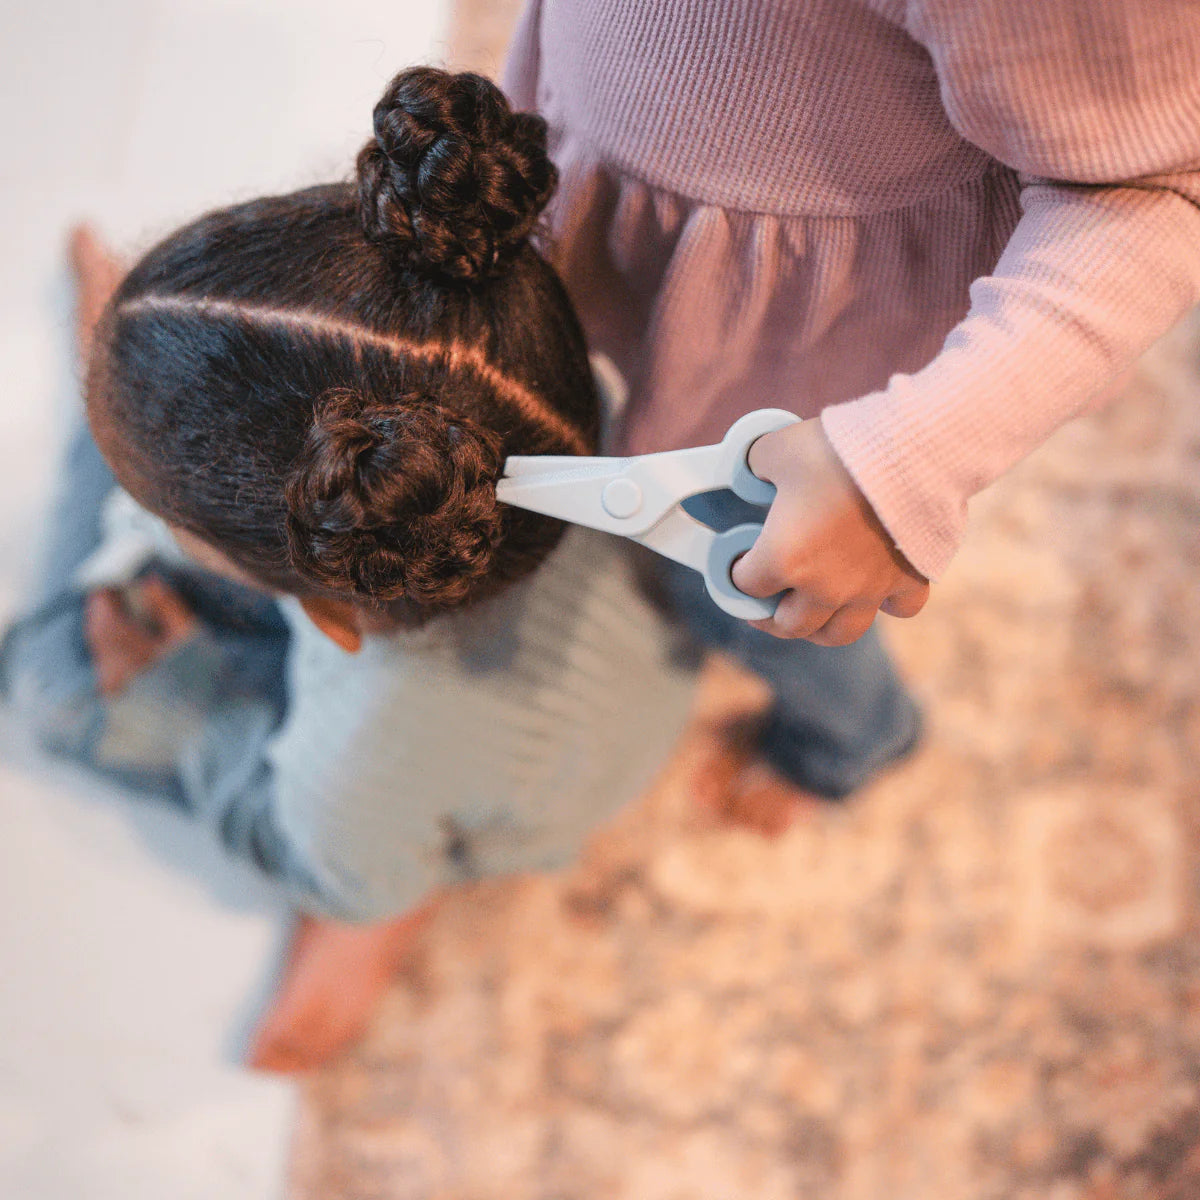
[358,67,558,282]
[87,67,599,619]
[284,390,505,606]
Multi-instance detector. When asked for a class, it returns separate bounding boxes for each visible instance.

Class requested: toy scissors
[496,408,801,621]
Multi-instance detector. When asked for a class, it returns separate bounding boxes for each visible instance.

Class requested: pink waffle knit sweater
[503,0,1200,578]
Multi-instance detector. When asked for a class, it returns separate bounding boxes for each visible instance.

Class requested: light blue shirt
[3,432,699,920]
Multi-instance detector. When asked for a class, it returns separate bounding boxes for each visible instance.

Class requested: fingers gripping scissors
[496,409,801,621]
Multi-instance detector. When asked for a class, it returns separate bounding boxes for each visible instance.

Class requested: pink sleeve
[821,0,1200,579]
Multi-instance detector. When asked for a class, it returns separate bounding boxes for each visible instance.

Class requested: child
[502,0,1200,796]
[1,67,702,1071]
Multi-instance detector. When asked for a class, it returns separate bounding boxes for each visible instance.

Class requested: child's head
[87,67,598,632]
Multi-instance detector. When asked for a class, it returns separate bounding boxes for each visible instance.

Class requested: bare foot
[692,714,814,838]
[84,576,198,697]
[247,898,441,1074]
[715,761,816,838]
[68,223,124,365]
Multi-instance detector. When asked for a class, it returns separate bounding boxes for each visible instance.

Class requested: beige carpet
[288,10,1200,1196]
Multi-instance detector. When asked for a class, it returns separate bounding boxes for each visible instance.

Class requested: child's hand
[730,421,929,644]
[84,576,198,697]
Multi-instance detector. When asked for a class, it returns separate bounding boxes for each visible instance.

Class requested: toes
[246,993,365,1074]
[714,763,816,839]
[246,1035,311,1075]
[245,909,438,1074]
[68,223,121,284]
[689,712,764,811]
[68,222,124,359]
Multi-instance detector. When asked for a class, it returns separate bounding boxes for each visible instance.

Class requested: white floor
[0,3,449,1197]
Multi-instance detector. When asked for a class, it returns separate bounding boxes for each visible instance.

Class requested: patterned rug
[286,10,1200,1194]
[285,314,1200,1200]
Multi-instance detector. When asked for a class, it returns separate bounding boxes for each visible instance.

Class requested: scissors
[496,408,801,620]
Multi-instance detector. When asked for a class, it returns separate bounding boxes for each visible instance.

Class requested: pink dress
[504,0,1200,579]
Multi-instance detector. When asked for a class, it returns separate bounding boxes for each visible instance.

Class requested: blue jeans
[5,423,917,817]
[1,419,290,806]
[657,491,922,798]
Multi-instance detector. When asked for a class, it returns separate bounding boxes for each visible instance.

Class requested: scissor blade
[498,453,631,479]
[497,439,731,537]
[635,505,715,576]
[497,460,640,534]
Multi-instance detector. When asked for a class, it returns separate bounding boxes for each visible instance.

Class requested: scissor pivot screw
[601,478,643,519]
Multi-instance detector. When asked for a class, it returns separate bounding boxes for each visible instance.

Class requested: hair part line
[118,294,591,456]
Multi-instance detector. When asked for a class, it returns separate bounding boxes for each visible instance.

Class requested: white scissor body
[496,409,801,620]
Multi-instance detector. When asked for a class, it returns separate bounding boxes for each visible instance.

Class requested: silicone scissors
[495,408,801,620]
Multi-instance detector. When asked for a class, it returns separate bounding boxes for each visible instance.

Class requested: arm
[735,0,1200,640]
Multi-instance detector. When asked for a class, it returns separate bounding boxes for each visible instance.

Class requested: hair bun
[356,66,557,283]
[285,389,506,607]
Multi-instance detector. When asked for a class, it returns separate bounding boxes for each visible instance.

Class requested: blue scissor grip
[704,524,783,620]
[722,408,802,507]
[703,410,799,619]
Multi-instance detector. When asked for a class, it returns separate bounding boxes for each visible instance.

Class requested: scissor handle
[720,408,803,507]
[699,409,801,619]
[704,524,784,620]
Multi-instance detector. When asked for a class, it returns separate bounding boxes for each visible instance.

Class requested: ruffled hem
[540,134,1021,571]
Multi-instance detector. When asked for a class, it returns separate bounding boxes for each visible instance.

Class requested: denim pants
[0,421,706,919]
[1,419,290,803]
[4,423,918,816]
[657,491,922,798]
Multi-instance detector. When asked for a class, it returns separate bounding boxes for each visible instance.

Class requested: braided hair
[89,67,598,619]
